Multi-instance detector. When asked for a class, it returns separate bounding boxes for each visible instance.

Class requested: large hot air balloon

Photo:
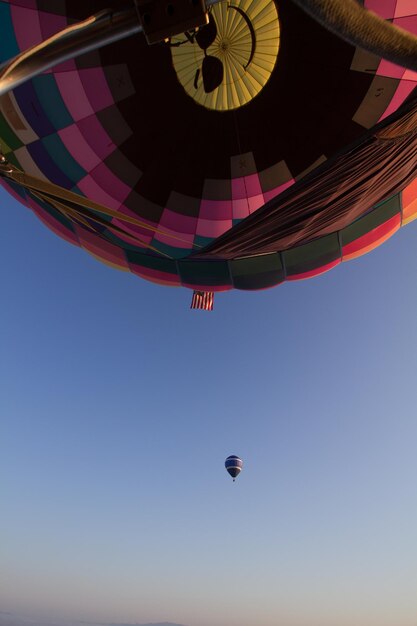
[225,455,243,481]
[1,0,417,309]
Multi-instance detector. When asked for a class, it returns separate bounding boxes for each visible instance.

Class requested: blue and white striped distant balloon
[225,455,243,481]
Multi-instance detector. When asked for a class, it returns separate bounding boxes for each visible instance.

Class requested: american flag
[190,291,214,310]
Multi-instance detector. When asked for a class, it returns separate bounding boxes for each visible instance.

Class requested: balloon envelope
[1,0,417,292]
[225,455,243,481]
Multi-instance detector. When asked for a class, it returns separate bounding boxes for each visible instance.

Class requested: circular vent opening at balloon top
[171,0,280,111]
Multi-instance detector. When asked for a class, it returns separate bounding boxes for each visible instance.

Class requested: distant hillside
[0,614,186,626]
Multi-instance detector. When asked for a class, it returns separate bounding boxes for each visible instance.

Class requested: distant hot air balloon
[1,0,417,309]
[225,455,243,481]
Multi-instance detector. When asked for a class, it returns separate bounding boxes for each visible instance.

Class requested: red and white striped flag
[190,291,214,310]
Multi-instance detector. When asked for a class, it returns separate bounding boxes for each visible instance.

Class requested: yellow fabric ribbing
[171,0,280,111]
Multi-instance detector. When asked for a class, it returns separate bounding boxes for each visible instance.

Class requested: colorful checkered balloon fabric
[1,0,417,292]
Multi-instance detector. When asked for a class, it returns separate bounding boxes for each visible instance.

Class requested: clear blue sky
[1,185,416,626]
